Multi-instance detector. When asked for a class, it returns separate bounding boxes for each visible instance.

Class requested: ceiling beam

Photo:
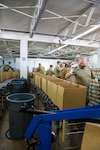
[0,32,100,48]
[85,6,96,26]
[30,0,50,38]
[41,15,85,20]
[58,5,95,36]
[47,14,100,54]
[71,17,100,39]
[0,3,35,19]
[46,39,100,55]
[3,40,13,57]
[45,9,83,26]
[0,5,37,9]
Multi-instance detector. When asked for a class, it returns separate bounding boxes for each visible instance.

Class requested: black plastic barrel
[6,93,35,140]
[10,78,28,92]
[8,81,25,93]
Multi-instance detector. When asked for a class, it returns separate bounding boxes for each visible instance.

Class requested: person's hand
[65,72,72,78]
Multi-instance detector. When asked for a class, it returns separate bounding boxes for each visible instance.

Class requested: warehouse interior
[0,0,100,150]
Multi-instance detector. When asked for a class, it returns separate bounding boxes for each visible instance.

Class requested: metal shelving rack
[88,68,100,106]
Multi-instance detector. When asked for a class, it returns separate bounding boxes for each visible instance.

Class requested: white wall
[0,57,15,68]
[87,54,97,68]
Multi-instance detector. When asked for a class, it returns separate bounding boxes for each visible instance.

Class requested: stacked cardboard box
[88,80,100,106]
[56,83,87,109]
[34,73,45,89]
[5,72,12,80]
[0,71,20,83]
[42,76,62,94]
[33,73,87,109]
[0,72,4,82]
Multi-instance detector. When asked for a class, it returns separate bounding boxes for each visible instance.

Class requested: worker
[68,55,81,75]
[46,65,54,76]
[65,57,95,86]
[37,63,45,74]
[61,63,68,80]
[3,61,14,72]
[54,61,64,78]
[65,57,95,104]
[75,54,81,64]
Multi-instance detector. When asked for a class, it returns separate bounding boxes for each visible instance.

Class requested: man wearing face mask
[65,56,95,87]
[65,56,95,105]
[74,57,95,87]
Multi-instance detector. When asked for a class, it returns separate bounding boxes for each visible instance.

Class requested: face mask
[79,64,86,69]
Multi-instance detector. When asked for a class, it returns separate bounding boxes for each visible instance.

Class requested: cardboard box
[42,76,62,94]
[47,79,75,106]
[12,71,18,78]
[33,72,39,80]
[34,73,87,110]
[1,72,6,82]
[57,84,87,109]
[41,77,48,94]
[5,72,12,80]
[81,123,100,150]
[47,80,65,105]
[34,75,39,86]
[33,72,36,81]
[34,73,45,88]
[38,76,42,88]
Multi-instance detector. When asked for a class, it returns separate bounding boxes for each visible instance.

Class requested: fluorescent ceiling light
[72,24,100,40]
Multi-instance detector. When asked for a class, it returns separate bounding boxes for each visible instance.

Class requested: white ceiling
[0,0,100,59]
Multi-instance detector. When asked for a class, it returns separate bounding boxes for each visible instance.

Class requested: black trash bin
[10,78,28,92]
[6,93,35,140]
[8,81,25,93]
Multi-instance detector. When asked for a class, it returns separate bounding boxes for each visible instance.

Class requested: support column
[97,48,100,68]
[20,37,28,79]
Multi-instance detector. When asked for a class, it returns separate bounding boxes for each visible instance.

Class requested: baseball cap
[76,55,80,58]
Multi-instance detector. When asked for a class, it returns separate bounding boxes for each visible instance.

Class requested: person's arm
[57,65,64,71]
[46,69,49,75]
[65,72,72,79]
[9,65,14,71]
[91,71,95,79]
